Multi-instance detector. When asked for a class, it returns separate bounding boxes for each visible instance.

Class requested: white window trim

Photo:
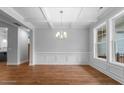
[93,22,107,61]
[109,10,124,66]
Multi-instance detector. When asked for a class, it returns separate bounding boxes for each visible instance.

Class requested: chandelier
[56,31,67,40]
[56,10,67,40]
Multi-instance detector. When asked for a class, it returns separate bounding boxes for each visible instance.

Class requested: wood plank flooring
[0,63,120,85]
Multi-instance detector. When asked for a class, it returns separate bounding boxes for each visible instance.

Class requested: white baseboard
[34,62,88,65]
[7,62,19,65]
[19,59,28,64]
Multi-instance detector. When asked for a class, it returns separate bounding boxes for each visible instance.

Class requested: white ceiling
[44,8,81,23]
[13,7,107,29]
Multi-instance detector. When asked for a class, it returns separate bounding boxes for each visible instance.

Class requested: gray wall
[34,28,89,65]
[89,7,124,84]
[18,28,29,64]
[29,29,34,65]
[35,28,89,52]
[8,25,18,65]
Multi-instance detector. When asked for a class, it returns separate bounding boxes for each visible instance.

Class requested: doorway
[18,28,31,65]
[0,27,8,64]
[27,34,31,65]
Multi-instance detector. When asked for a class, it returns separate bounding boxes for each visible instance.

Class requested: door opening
[0,27,8,64]
[18,28,31,65]
[27,35,31,65]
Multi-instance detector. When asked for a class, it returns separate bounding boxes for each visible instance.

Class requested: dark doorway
[0,27,8,64]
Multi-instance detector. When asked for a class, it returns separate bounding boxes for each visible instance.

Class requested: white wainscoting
[34,52,89,65]
[89,54,124,84]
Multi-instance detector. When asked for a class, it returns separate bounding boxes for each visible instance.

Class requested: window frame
[93,22,107,61]
[109,10,124,66]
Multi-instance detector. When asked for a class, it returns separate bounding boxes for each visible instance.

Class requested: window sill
[94,57,107,62]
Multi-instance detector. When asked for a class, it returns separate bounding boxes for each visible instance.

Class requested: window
[111,13,124,64]
[94,23,107,60]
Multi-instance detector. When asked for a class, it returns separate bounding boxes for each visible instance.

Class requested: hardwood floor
[0,63,120,85]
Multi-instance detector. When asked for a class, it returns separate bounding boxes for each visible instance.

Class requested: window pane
[97,34,102,42]
[97,43,106,59]
[113,15,124,64]
[96,24,107,60]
